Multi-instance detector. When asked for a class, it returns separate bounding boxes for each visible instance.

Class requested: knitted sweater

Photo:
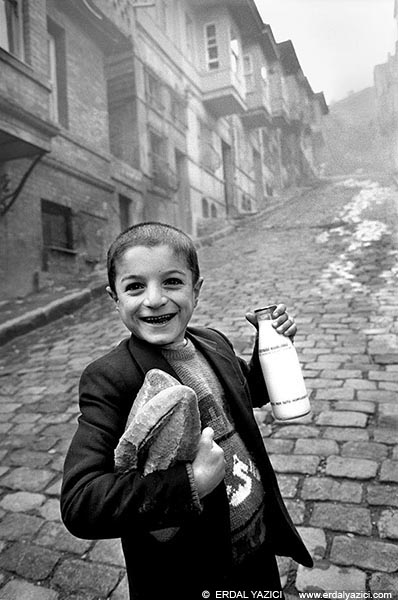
[162,339,267,564]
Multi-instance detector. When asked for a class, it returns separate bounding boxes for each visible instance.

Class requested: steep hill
[320,87,390,176]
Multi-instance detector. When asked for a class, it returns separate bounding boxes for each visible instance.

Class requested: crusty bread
[114,369,200,476]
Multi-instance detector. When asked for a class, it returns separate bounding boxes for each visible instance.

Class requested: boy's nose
[143,285,167,308]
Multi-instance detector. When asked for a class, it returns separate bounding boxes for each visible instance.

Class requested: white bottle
[255,305,311,421]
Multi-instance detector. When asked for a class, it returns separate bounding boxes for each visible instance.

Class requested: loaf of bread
[114,369,201,476]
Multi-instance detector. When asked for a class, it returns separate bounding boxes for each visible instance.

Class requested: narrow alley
[0,177,397,599]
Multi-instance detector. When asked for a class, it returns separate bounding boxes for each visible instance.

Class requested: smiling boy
[107,243,203,349]
[61,222,312,600]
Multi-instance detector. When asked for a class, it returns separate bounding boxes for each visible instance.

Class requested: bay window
[0,0,24,59]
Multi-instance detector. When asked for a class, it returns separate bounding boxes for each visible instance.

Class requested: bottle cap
[254,305,277,314]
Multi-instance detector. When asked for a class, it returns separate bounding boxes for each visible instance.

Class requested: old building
[0,0,141,299]
[0,0,327,299]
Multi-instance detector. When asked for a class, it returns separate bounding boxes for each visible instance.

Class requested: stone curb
[0,284,106,347]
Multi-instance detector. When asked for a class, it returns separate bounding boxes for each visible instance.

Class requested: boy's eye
[125,282,144,292]
[164,278,183,286]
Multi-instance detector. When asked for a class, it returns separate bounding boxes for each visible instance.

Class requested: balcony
[271,95,290,128]
[202,68,246,118]
[148,152,178,194]
[0,52,59,161]
[241,86,271,129]
[284,101,305,133]
[288,101,302,122]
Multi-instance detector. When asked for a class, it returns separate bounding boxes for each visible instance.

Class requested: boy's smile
[107,245,203,348]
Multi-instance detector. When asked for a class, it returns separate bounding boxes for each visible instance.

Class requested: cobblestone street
[0,177,397,599]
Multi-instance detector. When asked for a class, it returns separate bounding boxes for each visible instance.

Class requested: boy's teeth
[143,314,173,324]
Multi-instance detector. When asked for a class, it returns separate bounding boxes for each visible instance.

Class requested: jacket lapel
[186,330,247,394]
[127,335,179,380]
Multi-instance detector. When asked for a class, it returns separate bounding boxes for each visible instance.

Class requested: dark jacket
[61,326,312,599]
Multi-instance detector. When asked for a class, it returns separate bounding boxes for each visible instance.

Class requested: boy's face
[107,245,203,348]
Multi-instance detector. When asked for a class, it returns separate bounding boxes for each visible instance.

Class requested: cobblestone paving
[0,178,397,599]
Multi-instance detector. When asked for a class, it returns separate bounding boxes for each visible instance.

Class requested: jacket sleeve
[61,358,201,540]
[241,336,270,408]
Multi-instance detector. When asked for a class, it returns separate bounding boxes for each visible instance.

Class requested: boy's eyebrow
[120,269,187,282]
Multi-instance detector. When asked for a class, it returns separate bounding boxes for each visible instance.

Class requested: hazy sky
[255,0,397,104]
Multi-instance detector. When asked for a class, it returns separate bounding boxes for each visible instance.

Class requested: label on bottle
[259,342,290,355]
[272,394,308,407]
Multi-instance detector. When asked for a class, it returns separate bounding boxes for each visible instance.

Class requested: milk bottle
[255,305,311,421]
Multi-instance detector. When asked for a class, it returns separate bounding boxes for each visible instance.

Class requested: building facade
[0,0,328,299]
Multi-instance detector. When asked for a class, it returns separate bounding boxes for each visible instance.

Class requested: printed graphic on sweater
[227,454,262,508]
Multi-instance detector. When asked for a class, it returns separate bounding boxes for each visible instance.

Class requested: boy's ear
[194,277,204,305]
[106,285,118,303]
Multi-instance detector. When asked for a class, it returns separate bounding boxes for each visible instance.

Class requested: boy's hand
[192,427,225,499]
[245,303,297,339]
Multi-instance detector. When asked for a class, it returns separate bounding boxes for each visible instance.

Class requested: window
[260,66,268,104]
[205,23,219,71]
[157,0,168,32]
[0,0,24,59]
[149,130,169,188]
[119,195,132,231]
[243,54,254,92]
[149,130,165,160]
[47,33,59,122]
[234,126,242,161]
[200,121,221,172]
[230,29,240,74]
[47,19,68,127]
[41,200,73,251]
[145,69,164,112]
[241,193,252,212]
[170,91,186,130]
[185,13,194,62]
[202,197,209,218]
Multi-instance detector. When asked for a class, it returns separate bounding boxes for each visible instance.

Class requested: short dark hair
[107,222,200,293]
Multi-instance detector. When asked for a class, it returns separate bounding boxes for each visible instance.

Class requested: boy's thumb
[201,427,214,444]
[245,312,258,329]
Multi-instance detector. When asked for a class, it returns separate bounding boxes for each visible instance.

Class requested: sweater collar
[127,327,243,393]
